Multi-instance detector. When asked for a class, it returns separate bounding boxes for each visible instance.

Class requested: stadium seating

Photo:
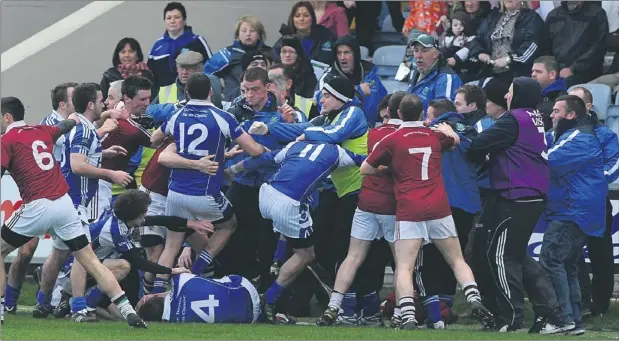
[373,45,406,79]
[607,105,619,135]
[372,31,407,51]
[568,83,613,121]
[360,46,369,60]
[382,79,409,94]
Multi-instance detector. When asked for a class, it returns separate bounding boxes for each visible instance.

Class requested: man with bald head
[568,86,618,317]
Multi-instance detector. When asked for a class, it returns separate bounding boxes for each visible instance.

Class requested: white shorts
[90,180,113,221]
[53,205,92,250]
[351,208,396,243]
[4,194,87,249]
[259,184,312,240]
[139,186,167,240]
[165,190,233,223]
[395,215,457,243]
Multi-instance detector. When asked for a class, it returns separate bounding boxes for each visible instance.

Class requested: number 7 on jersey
[408,147,431,181]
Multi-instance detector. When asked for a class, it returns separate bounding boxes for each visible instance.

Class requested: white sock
[328,291,344,310]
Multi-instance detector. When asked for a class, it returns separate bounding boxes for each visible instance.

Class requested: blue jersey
[163,274,260,323]
[242,141,366,203]
[161,100,244,196]
[40,111,65,163]
[89,208,134,260]
[62,113,102,208]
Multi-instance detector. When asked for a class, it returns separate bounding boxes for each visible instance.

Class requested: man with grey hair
[268,68,307,123]
[105,80,124,110]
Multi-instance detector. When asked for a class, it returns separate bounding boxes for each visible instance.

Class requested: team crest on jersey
[422,87,429,96]
[321,41,332,51]
[455,123,466,132]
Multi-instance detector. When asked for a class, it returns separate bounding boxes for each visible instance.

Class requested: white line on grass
[1,1,125,72]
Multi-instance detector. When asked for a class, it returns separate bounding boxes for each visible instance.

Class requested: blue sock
[152,278,168,294]
[439,294,453,307]
[265,281,285,305]
[36,289,52,306]
[70,296,87,314]
[273,239,288,263]
[361,291,380,317]
[5,284,20,308]
[341,291,358,317]
[191,250,213,275]
[86,287,104,309]
[423,295,441,324]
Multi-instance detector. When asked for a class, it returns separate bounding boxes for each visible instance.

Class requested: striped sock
[398,296,416,322]
[462,282,481,304]
[142,277,154,295]
[111,292,135,319]
[152,278,168,294]
[191,250,213,275]
[394,305,401,318]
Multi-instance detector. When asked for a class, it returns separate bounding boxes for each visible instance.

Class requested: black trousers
[217,183,278,290]
[480,197,556,328]
[578,198,614,315]
[340,1,403,54]
[414,207,476,297]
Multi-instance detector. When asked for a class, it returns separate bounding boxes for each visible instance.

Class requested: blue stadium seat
[382,79,409,94]
[372,31,407,50]
[360,46,370,60]
[373,45,406,79]
[605,106,619,135]
[568,83,612,121]
[381,15,397,33]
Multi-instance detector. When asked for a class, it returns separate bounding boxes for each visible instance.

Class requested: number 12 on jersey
[178,123,209,157]
[408,147,431,181]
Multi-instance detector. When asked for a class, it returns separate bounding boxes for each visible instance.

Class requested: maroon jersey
[357,121,401,215]
[141,137,173,196]
[1,123,69,203]
[101,118,151,171]
[366,121,455,221]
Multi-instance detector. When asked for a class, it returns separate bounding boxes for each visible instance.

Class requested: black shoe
[32,304,53,319]
[54,291,71,318]
[126,313,147,328]
[528,315,548,334]
[317,307,338,326]
[470,301,494,330]
[4,306,17,315]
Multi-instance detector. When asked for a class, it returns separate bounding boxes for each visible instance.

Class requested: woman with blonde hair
[204,15,272,101]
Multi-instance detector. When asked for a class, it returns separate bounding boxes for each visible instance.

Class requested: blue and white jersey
[242,141,366,203]
[40,110,66,163]
[89,207,134,260]
[161,100,244,196]
[62,113,102,208]
[163,273,260,323]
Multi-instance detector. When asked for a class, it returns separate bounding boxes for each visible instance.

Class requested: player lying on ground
[136,273,261,323]
[225,141,366,324]
[67,189,216,321]
[0,96,145,328]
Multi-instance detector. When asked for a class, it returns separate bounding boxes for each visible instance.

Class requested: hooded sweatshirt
[317,35,387,127]
[278,36,318,98]
[536,77,568,131]
[468,77,549,199]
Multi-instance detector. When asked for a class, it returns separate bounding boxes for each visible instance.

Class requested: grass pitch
[2,278,618,340]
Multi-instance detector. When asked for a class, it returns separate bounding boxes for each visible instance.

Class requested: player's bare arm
[157,143,219,175]
[234,132,267,157]
[70,153,133,187]
[359,161,389,176]
[102,145,128,159]
[150,127,167,146]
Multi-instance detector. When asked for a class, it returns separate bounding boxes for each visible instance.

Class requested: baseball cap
[411,34,438,49]
[176,51,203,67]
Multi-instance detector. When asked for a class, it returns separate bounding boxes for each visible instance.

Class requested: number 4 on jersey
[190,295,219,323]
